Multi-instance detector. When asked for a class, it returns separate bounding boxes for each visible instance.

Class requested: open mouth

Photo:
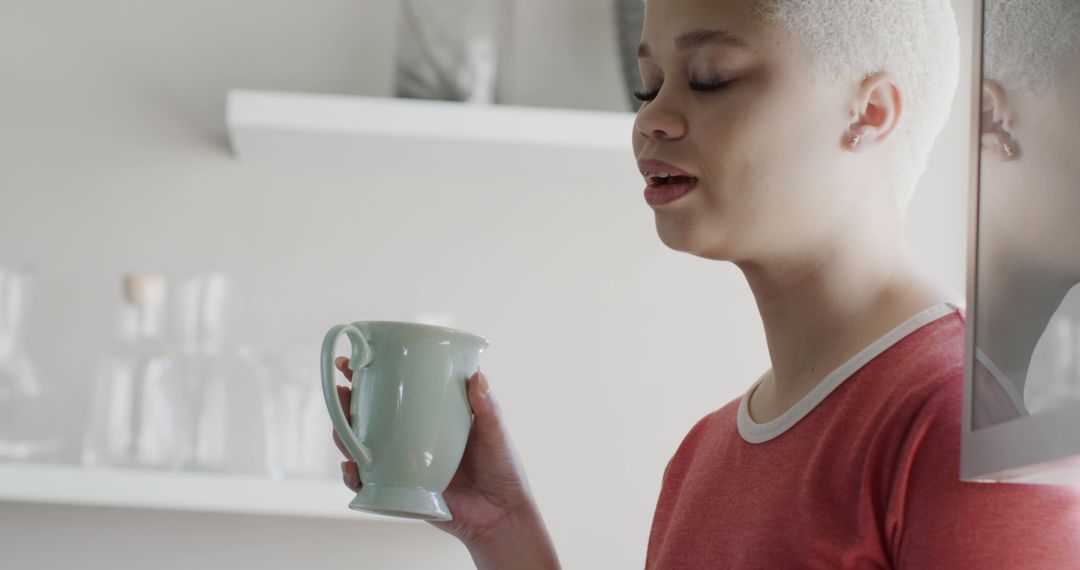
[648,174,697,187]
[644,175,698,206]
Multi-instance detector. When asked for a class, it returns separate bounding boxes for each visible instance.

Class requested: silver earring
[850,133,861,149]
[1003,142,1015,158]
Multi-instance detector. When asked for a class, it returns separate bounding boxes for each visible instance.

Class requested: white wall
[0,1,974,568]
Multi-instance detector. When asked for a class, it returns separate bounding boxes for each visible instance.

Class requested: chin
[656,223,729,261]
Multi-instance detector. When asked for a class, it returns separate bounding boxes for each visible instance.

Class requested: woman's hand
[332,358,560,569]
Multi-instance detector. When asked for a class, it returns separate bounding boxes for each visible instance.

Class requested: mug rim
[350,320,490,347]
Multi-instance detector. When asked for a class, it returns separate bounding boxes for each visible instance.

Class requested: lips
[637,158,699,188]
[644,178,696,206]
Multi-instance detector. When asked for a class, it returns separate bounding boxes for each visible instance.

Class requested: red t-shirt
[646,302,1080,569]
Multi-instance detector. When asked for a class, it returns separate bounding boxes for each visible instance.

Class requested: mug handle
[321,324,375,471]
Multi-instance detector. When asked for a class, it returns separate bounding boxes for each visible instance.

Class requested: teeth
[648,172,674,184]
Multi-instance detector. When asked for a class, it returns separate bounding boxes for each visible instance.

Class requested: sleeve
[890,376,1080,569]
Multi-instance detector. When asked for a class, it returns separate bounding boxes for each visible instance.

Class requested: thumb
[466,370,532,491]
[467,370,508,444]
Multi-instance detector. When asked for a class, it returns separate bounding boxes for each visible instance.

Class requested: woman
[335,0,1080,567]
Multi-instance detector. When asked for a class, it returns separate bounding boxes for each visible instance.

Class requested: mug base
[349,484,452,521]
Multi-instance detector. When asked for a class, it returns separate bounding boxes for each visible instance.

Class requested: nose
[634,93,688,141]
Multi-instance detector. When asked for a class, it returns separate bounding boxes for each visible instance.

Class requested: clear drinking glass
[173,273,231,472]
[0,266,63,461]
[247,343,337,480]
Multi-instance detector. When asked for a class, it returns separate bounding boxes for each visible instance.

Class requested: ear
[981,79,1020,161]
[846,72,901,152]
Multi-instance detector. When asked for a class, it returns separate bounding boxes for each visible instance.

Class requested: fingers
[332,428,350,458]
[335,385,352,423]
[341,460,361,491]
[467,369,498,414]
[332,354,361,493]
[335,356,354,382]
[332,378,353,459]
[466,369,509,449]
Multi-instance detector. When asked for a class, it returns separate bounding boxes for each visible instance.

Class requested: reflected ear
[846,72,901,151]
[981,79,1020,161]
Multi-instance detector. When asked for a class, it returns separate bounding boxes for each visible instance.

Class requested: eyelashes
[631,88,656,102]
[632,79,733,102]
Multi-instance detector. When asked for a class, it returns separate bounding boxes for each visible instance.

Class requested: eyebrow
[637,28,751,58]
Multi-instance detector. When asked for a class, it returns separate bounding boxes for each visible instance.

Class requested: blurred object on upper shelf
[83,273,265,475]
[244,343,337,481]
[614,0,646,112]
[393,0,507,104]
[0,265,64,462]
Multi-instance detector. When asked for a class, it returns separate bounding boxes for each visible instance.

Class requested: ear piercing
[849,110,861,150]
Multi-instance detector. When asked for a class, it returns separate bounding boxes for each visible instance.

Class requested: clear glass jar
[0,266,63,461]
[84,275,187,469]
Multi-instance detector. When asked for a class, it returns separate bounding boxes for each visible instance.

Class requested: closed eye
[633,79,734,102]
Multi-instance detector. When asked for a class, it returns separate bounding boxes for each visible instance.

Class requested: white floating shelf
[0,461,405,522]
[226,90,638,178]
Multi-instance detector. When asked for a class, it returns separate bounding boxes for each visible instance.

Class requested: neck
[976,241,1072,395]
[736,209,953,405]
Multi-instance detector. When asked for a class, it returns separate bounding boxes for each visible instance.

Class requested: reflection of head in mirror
[974,0,1080,428]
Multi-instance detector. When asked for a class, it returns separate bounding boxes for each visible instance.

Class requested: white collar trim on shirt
[736,299,966,445]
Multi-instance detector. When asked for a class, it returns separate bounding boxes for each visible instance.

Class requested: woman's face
[632,0,856,263]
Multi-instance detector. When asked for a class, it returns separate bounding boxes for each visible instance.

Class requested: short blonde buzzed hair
[984,0,1080,96]
[754,0,961,215]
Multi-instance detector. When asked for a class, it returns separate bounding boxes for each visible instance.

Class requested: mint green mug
[320,321,489,520]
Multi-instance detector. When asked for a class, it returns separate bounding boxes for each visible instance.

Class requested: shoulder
[886,309,972,440]
[892,388,1080,568]
[860,310,968,426]
[660,397,740,481]
[884,310,966,391]
[883,316,1080,567]
[871,312,968,473]
[685,397,740,447]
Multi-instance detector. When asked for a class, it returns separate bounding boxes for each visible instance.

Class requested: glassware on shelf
[173,273,229,472]
[83,274,187,469]
[246,343,338,480]
[83,272,265,475]
[172,273,263,474]
[0,266,63,461]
